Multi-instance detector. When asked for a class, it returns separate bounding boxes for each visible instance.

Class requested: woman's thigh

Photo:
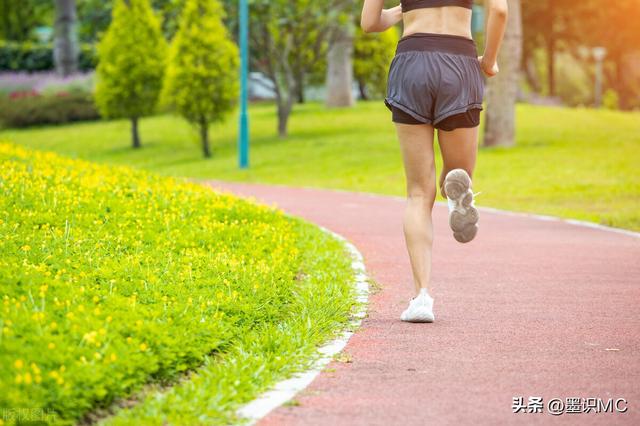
[436,125,479,192]
[395,123,437,199]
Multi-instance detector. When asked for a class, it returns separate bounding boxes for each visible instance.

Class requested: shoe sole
[401,307,435,323]
[444,169,479,244]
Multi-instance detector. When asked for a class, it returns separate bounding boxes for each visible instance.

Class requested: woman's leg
[395,122,436,296]
[436,125,479,198]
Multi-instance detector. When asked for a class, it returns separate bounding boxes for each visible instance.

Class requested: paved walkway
[205,180,639,425]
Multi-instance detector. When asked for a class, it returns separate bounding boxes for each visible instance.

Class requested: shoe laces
[471,190,482,206]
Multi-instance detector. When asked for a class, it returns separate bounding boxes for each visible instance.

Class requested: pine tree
[162,0,239,158]
[353,25,399,100]
[95,0,167,149]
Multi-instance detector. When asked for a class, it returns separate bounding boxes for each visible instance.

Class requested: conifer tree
[95,0,167,149]
[353,25,398,100]
[162,0,239,158]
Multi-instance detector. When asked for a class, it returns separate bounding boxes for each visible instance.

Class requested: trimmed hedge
[0,41,97,72]
[0,92,100,128]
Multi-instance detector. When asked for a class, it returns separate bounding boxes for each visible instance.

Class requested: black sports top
[401,0,473,12]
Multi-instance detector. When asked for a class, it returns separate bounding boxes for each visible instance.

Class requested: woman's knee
[405,186,436,207]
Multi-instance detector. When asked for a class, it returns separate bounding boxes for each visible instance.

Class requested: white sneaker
[444,168,480,243]
[400,288,435,323]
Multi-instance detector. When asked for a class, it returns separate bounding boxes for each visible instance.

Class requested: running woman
[360,0,508,322]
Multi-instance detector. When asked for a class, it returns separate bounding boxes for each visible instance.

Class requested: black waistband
[401,0,473,12]
[396,33,477,57]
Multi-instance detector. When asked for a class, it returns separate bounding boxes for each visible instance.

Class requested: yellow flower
[14,359,23,369]
[139,343,148,352]
[23,372,32,384]
[83,331,97,344]
[21,245,31,251]
[15,374,23,384]
[48,342,56,349]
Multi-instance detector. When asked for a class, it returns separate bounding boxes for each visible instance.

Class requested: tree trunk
[358,80,369,100]
[277,93,294,138]
[523,52,540,93]
[325,21,354,107]
[546,35,555,97]
[200,119,211,158]
[295,68,305,104]
[545,0,555,96]
[484,0,522,148]
[53,0,79,77]
[131,117,141,149]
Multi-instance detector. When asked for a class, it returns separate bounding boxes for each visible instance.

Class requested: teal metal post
[471,4,485,35]
[238,0,249,168]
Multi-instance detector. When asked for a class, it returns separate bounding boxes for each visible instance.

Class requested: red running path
[203,180,640,426]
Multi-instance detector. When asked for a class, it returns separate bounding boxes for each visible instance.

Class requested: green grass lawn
[2,101,639,231]
[0,143,356,425]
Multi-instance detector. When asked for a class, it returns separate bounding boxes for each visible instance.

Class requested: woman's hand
[478,55,499,77]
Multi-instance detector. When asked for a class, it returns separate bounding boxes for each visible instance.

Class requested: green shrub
[353,25,399,100]
[0,40,97,72]
[0,93,100,128]
[95,0,167,149]
[603,88,619,110]
[0,142,356,425]
[162,0,239,158]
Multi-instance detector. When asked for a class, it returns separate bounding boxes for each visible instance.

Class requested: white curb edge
[473,205,640,239]
[234,226,370,424]
[296,185,640,240]
[203,180,639,240]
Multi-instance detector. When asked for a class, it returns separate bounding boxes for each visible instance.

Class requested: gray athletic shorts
[384,33,485,130]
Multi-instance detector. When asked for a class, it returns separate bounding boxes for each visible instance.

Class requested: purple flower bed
[0,71,95,98]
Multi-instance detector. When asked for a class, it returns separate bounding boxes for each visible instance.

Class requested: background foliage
[94,0,167,121]
[161,0,239,157]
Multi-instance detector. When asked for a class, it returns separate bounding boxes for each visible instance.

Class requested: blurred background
[1,1,638,117]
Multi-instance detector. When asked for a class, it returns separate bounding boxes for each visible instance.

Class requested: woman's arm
[361,1,403,33]
[479,0,508,77]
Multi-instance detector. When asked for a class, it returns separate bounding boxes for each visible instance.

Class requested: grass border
[234,223,370,424]
[91,212,367,425]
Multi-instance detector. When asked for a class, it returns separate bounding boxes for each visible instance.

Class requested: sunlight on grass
[2,101,638,231]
